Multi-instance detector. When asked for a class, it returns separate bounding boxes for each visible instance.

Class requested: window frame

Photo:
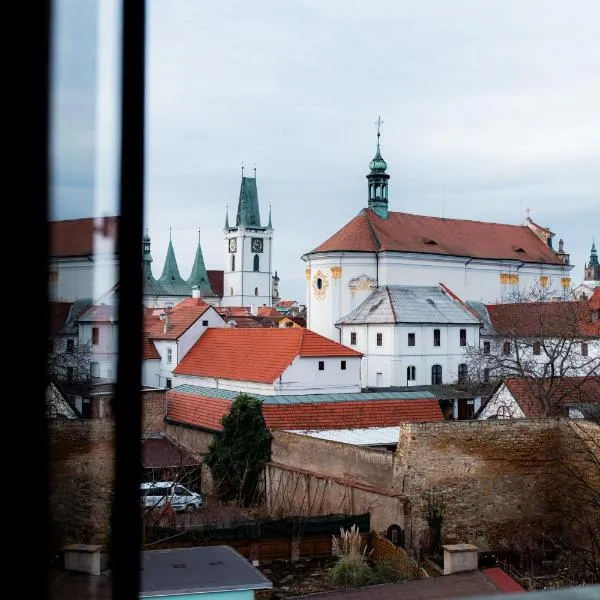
[459,328,467,347]
[431,364,442,385]
[408,332,415,347]
[318,360,325,371]
[433,328,441,347]
[350,332,357,345]
[376,332,383,347]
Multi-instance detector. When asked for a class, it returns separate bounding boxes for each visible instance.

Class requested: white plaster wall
[50,256,118,302]
[304,251,572,341]
[478,384,525,419]
[152,339,178,386]
[177,308,224,360]
[172,373,276,395]
[142,359,162,388]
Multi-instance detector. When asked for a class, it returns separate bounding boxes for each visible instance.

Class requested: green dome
[369,144,387,172]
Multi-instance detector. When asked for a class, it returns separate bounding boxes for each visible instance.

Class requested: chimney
[192,285,201,299]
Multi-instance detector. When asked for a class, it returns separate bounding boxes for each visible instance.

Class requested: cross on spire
[375,115,383,139]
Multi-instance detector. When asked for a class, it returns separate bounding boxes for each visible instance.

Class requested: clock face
[228,238,237,253]
[251,237,264,253]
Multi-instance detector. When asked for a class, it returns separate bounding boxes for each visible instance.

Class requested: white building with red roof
[172,327,363,396]
[302,132,573,343]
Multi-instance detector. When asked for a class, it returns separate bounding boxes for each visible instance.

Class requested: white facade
[339,321,479,388]
[142,359,161,389]
[477,384,526,419]
[222,226,273,309]
[50,254,117,302]
[173,354,362,396]
[78,319,118,381]
[305,253,571,342]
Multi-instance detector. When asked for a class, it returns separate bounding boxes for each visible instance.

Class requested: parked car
[140,481,203,513]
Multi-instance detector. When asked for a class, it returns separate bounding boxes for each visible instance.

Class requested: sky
[51,0,599,303]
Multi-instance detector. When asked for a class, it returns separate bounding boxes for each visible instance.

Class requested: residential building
[336,284,481,388]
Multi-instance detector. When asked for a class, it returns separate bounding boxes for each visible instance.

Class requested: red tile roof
[261,399,443,430]
[167,390,231,431]
[486,299,599,338]
[142,332,161,360]
[49,302,73,336]
[504,376,600,417]
[145,297,211,340]
[50,216,118,258]
[173,328,362,383]
[308,209,563,264]
[258,306,280,317]
[166,392,443,431]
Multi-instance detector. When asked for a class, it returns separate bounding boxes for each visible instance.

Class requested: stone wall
[49,420,114,550]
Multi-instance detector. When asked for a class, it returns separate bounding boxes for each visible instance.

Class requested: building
[335,283,481,388]
[302,130,573,343]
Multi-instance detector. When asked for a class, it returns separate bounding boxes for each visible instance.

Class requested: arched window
[406,366,416,382]
[253,254,259,272]
[254,287,258,296]
[231,254,235,271]
[431,364,442,385]
[458,363,468,383]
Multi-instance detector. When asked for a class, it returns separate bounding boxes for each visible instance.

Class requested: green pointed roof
[187,232,216,297]
[236,176,262,227]
[158,239,191,296]
[590,239,599,267]
[142,232,166,296]
[369,138,387,173]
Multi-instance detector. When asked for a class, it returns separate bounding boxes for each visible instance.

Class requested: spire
[590,239,599,267]
[187,229,216,297]
[157,236,191,296]
[141,231,166,295]
[236,173,262,227]
[366,116,390,219]
[267,203,272,229]
[224,204,230,229]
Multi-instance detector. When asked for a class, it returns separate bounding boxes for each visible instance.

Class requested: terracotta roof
[50,216,118,258]
[167,390,231,431]
[142,332,161,360]
[173,328,362,383]
[307,208,563,264]
[141,436,199,468]
[486,299,599,338]
[207,270,224,298]
[261,399,443,430]
[166,391,442,431]
[145,297,211,340]
[258,306,280,317]
[49,302,72,336]
[504,376,600,417]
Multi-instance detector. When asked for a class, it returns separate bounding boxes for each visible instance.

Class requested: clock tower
[223,170,274,308]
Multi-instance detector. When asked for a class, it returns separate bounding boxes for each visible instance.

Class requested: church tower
[584,240,600,282]
[366,116,390,219]
[222,169,274,308]
[187,229,217,300]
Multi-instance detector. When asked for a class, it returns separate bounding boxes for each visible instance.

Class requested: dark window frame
[318,360,325,371]
[350,332,357,345]
[340,360,346,371]
[433,328,441,347]
[459,328,467,346]
[431,364,442,385]
[408,332,415,346]
[376,332,383,346]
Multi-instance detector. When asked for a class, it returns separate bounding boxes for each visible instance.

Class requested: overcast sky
[51,0,599,303]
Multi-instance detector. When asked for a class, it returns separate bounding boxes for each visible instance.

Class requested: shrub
[330,524,374,588]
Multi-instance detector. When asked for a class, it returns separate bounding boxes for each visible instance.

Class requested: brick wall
[49,420,114,550]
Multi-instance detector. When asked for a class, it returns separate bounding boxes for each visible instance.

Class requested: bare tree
[465,284,599,416]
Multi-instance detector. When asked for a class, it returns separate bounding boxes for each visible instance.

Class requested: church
[143,171,277,310]
[302,126,575,343]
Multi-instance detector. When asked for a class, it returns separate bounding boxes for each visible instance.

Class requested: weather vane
[375,115,384,137]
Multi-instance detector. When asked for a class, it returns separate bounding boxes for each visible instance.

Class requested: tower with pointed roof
[157,234,192,300]
[367,116,390,219]
[223,168,274,308]
[584,239,599,282]
[187,230,217,298]
[142,231,167,304]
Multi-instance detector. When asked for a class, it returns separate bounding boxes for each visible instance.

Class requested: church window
[231,254,235,271]
[350,332,357,345]
[458,363,468,383]
[408,332,415,346]
[433,329,440,347]
[340,360,346,371]
[92,327,100,345]
[407,366,416,381]
[502,341,511,355]
[581,342,589,357]
[376,332,383,346]
[253,254,260,272]
[431,364,442,385]
[254,287,258,296]
[483,341,490,355]
[533,341,541,355]
[318,360,325,371]
[316,278,323,289]
[459,329,467,346]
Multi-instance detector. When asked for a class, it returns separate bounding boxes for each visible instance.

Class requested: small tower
[157,232,191,297]
[584,240,600,282]
[187,229,216,298]
[366,116,390,219]
[142,231,165,303]
[223,168,274,308]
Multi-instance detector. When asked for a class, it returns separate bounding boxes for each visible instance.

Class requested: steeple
[187,229,216,297]
[157,232,191,296]
[224,205,230,230]
[236,175,262,228]
[267,204,272,229]
[589,239,598,267]
[142,230,165,295]
[366,116,390,219]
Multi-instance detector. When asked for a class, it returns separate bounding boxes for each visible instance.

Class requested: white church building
[302,127,574,344]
